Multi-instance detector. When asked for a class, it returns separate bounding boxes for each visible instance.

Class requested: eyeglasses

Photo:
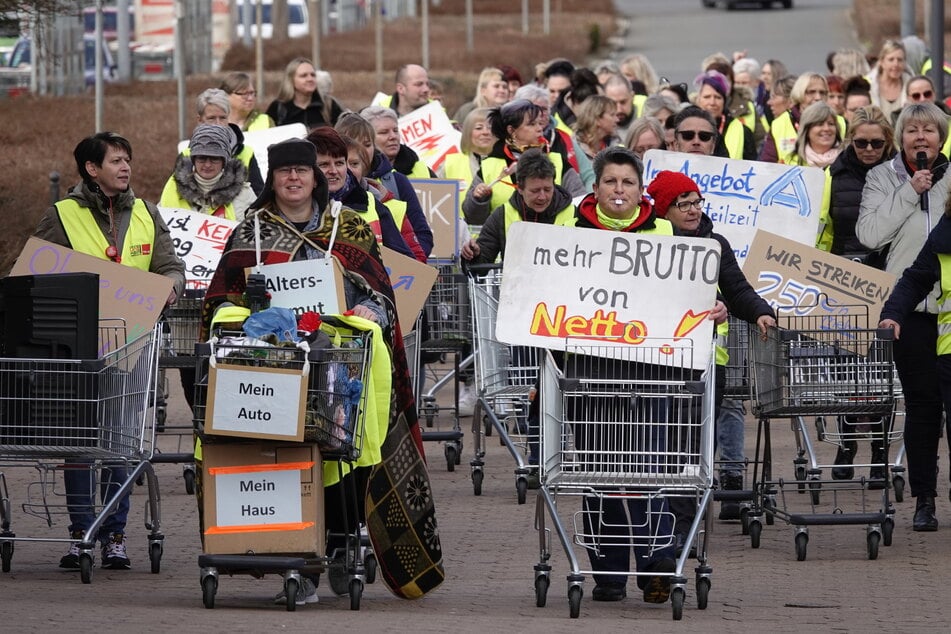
[852,138,887,150]
[234,90,257,98]
[909,90,934,100]
[673,198,706,212]
[676,130,715,142]
[274,166,313,176]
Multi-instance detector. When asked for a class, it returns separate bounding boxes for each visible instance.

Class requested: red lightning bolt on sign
[673,309,710,339]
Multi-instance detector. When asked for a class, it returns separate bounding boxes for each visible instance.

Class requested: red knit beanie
[647,170,701,217]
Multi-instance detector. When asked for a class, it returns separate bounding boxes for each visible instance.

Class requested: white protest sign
[206,363,307,441]
[399,101,461,172]
[496,223,721,370]
[410,178,459,261]
[178,123,307,183]
[214,466,303,527]
[258,258,345,317]
[159,207,237,290]
[642,150,825,265]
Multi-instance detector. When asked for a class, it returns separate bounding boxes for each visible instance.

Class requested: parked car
[4,35,117,88]
[702,0,793,8]
[235,0,309,39]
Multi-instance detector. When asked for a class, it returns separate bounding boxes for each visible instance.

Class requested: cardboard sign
[205,362,308,441]
[177,123,307,183]
[410,179,459,261]
[381,245,439,330]
[158,207,237,290]
[257,258,346,317]
[202,441,324,555]
[642,150,825,265]
[743,230,897,329]
[11,238,174,354]
[398,101,461,172]
[496,223,721,370]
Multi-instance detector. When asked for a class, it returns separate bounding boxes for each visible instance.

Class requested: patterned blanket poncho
[201,203,444,598]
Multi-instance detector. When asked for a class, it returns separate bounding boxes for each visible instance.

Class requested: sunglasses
[910,90,934,100]
[852,138,886,150]
[677,130,715,142]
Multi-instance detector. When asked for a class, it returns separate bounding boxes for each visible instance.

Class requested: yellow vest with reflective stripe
[715,319,729,366]
[481,153,565,213]
[937,254,951,355]
[723,118,746,160]
[815,167,834,251]
[407,159,431,180]
[55,198,155,272]
[158,181,237,221]
[356,194,384,247]
[384,197,408,228]
[245,112,272,132]
[443,152,474,217]
[770,111,797,161]
[503,200,576,234]
[632,94,647,118]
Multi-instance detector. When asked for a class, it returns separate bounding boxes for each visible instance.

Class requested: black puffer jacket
[676,213,775,324]
[828,145,893,257]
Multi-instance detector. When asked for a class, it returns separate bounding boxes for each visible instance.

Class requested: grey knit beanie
[189,124,235,160]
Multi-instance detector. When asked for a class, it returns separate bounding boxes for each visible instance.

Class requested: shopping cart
[193,323,376,611]
[533,339,716,621]
[153,290,204,494]
[746,300,900,561]
[418,262,469,471]
[467,264,540,503]
[0,321,165,583]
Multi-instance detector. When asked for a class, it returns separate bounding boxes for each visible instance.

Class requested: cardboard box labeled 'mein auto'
[202,441,324,555]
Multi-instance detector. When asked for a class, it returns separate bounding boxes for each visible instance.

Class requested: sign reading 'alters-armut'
[495,223,721,370]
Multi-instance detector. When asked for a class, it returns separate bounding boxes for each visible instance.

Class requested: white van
[235,0,308,39]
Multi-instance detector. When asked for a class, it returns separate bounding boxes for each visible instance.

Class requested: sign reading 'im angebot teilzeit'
[205,362,308,442]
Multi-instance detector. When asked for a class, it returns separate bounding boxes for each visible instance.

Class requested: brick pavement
[2,375,950,633]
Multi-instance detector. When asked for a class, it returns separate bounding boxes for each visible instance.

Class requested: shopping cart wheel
[516,478,528,505]
[534,574,549,607]
[284,577,299,612]
[183,468,196,496]
[472,469,484,496]
[794,532,808,561]
[892,475,905,503]
[201,575,217,609]
[156,406,167,434]
[740,509,750,536]
[567,585,582,619]
[79,553,93,584]
[349,578,363,611]
[365,552,377,584]
[749,520,762,549]
[882,517,894,547]
[695,576,710,610]
[0,540,12,572]
[764,497,776,526]
[671,587,685,620]
[867,531,880,560]
[149,542,163,574]
[445,445,457,472]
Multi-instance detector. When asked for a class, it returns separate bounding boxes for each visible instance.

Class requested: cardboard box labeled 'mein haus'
[202,441,324,555]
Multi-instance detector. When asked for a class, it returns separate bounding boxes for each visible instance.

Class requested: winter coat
[828,145,894,257]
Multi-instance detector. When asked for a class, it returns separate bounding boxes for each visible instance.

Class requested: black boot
[913,495,938,532]
[832,440,857,480]
[718,472,743,521]
[868,441,887,490]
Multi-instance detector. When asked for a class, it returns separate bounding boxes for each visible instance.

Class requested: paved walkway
[1,373,949,633]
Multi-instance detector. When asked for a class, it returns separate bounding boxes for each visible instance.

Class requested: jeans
[64,461,130,540]
[716,399,746,476]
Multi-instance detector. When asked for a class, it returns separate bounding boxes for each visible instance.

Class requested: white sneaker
[457,383,477,417]
[273,577,318,605]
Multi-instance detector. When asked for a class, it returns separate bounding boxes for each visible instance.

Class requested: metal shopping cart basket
[467,264,541,503]
[418,261,469,471]
[0,321,164,583]
[746,299,900,561]
[533,339,716,621]
[192,322,377,611]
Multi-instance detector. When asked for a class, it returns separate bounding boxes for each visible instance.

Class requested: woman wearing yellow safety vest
[760,73,844,164]
[694,70,756,161]
[440,107,495,218]
[784,101,843,167]
[463,99,586,225]
[220,71,274,132]
[159,124,255,222]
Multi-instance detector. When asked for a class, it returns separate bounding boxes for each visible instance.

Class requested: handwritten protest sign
[178,123,307,183]
[642,150,825,265]
[257,258,346,318]
[496,223,721,370]
[381,246,438,330]
[12,238,173,354]
[159,207,236,290]
[410,179,459,261]
[743,230,896,331]
[398,102,461,172]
